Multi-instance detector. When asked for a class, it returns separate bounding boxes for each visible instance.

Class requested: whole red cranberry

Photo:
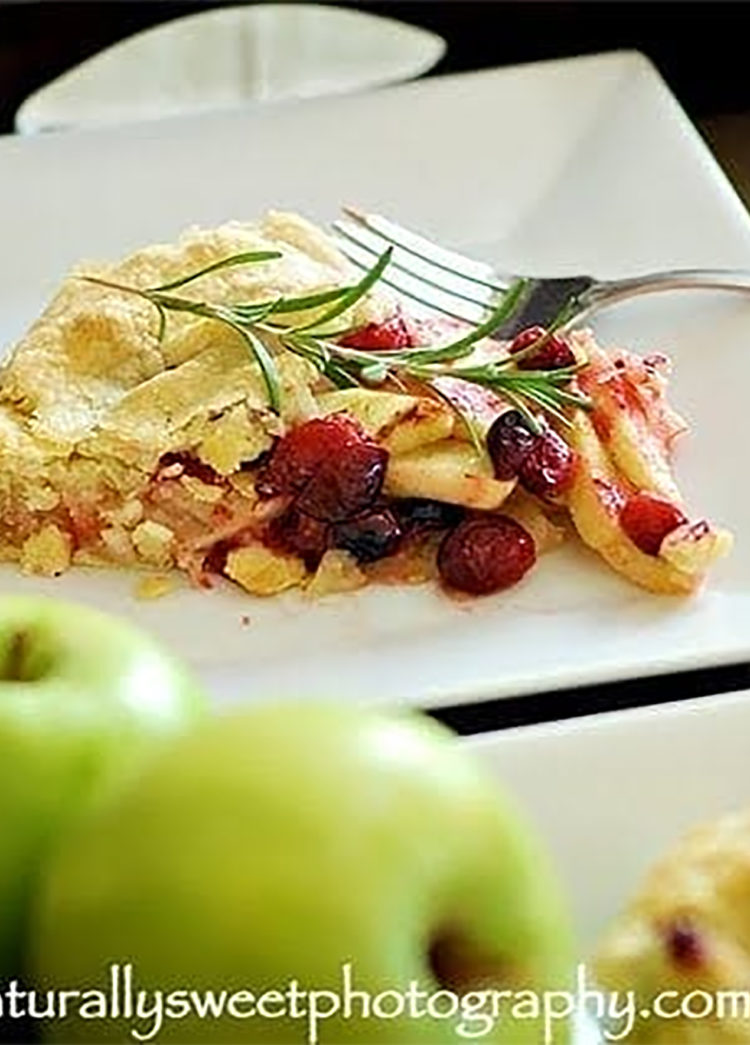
[258,415,361,496]
[332,508,403,563]
[487,411,539,480]
[437,515,536,595]
[338,312,416,351]
[620,492,687,556]
[509,326,576,370]
[257,415,388,522]
[267,506,330,569]
[518,426,577,501]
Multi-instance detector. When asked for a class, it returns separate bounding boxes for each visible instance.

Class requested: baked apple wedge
[567,348,731,595]
[385,440,516,510]
[573,330,686,502]
[567,414,729,595]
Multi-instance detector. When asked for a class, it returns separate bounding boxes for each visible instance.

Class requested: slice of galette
[0,212,518,595]
[0,211,731,599]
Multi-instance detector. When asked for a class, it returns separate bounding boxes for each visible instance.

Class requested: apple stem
[428,930,510,993]
[4,631,29,681]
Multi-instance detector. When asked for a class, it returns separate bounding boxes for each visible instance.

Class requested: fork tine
[334,237,490,325]
[332,218,498,313]
[342,206,512,292]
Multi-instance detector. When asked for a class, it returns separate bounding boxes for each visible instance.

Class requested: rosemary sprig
[291,248,392,333]
[80,247,591,435]
[149,251,283,292]
[394,278,530,366]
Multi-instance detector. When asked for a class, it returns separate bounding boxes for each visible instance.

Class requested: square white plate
[468,691,750,948]
[1,51,749,707]
[468,691,750,1042]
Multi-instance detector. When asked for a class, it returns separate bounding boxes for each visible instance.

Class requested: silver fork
[332,206,750,337]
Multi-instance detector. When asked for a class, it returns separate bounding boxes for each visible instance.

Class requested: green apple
[31,701,573,1044]
[0,595,205,982]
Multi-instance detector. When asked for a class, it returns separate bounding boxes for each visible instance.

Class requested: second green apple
[31,700,573,1043]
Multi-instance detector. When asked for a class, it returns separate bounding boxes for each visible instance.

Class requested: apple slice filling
[566,334,732,594]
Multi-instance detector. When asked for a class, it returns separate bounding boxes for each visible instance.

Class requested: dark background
[2,1,750,134]
[3,2,750,203]
[2,1,749,727]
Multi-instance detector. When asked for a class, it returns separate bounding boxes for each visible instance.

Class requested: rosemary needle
[81,247,591,435]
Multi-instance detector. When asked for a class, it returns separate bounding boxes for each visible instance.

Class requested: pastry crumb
[135,574,176,600]
[132,520,175,568]
[197,406,272,475]
[225,543,306,596]
[306,550,366,598]
[104,499,144,529]
[100,525,136,564]
[20,525,72,577]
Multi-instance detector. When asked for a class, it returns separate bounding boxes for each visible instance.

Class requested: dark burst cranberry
[437,515,536,595]
[299,442,388,522]
[620,492,687,556]
[486,411,538,480]
[338,311,416,351]
[157,451,222,485]
[394,498,465,534]
[518,426,577,501]
[509,326,576,370]
[257,414,388,522]
[267,506,330,569]
[203,540,231,576]
[331,508,403,563]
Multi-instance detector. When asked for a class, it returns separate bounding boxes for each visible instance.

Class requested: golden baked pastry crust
[0,213,462,590]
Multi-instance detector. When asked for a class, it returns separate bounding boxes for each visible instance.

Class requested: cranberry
[157,452,221,485]
[203,540,231,576]
[267,506,330,569]
[620,492,687,556]
[394,498,465,534]
[332,507,403,563]
[300,442,388,521]
[66,506,101,547]
[509,326,576,370]
[518,427,577,501]
[663,918,704,971]
[338,311,416,351]
[258,415,361,496]
[487,411,538,480]
[437,515,536,595]
[257,415,388,522]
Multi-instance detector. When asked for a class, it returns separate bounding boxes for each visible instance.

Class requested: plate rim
[2,49,749,710]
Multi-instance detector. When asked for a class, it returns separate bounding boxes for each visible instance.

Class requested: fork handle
[584,268,750,314]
